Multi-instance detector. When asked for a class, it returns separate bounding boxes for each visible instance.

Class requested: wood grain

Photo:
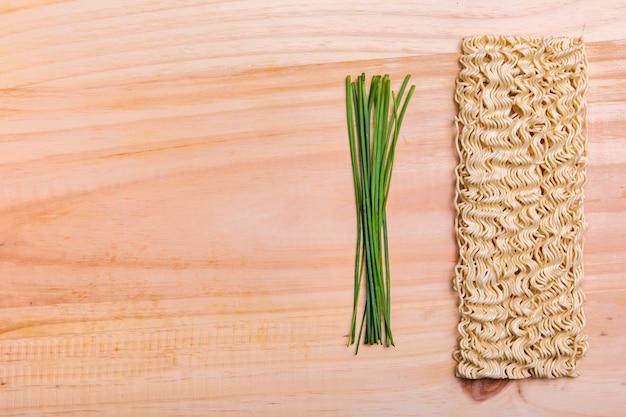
[1,1,625,415]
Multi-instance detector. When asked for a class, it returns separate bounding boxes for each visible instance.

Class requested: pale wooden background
[1,1,625,416]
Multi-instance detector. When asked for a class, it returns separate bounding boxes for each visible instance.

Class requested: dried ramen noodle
[453,36,588,379]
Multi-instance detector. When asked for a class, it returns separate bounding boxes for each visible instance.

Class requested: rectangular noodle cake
[453,35,588,379]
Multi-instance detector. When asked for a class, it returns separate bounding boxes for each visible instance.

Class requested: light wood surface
[1,1,625,415]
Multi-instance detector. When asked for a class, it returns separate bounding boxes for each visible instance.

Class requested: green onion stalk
[345,73,415,354]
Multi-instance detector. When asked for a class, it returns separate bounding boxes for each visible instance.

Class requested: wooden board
[1,1,625,415]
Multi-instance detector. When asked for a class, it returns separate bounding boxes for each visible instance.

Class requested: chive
[346,73,414,353]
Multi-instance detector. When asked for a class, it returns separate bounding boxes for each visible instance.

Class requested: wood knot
[459,379,509,401]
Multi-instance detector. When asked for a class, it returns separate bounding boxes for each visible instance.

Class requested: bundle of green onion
[345,73,415,353]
